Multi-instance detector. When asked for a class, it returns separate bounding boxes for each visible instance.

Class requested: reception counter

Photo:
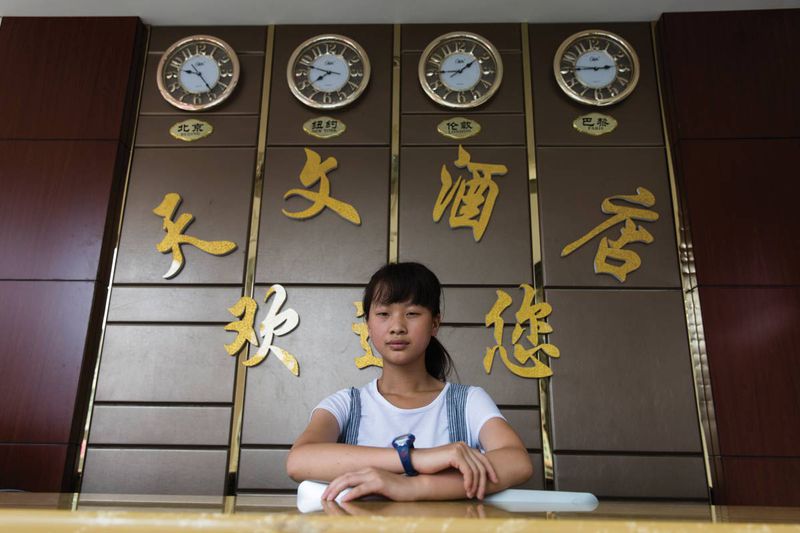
[2,493,800,532]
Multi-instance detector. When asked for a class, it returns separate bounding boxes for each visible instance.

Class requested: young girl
[286,262,533,502]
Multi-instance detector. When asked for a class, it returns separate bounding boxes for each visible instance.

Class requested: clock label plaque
[437,117,482,140]
[303,116,347,139]
[572,113,617,136]
[169,119,214,142]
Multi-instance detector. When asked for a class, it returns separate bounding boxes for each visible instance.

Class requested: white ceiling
[0,0,798,25]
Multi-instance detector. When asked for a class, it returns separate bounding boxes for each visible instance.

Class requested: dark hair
[363,262,454,381]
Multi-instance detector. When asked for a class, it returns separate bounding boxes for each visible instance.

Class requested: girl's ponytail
[425,336,454,382]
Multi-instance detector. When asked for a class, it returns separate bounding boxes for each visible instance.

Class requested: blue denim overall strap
[338,387,361,445]
[339,383,471,444]
[445,383,470,444]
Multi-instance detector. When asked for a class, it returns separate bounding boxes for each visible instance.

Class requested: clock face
[553,30,639,107]
[418,32,503,109]
[287,34,371,110]
[157,35,240,112]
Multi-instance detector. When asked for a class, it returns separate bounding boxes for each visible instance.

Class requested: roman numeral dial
[418,31,503,109]
[287,34,371,110]
[157,35,240,112]
[553,30,639,107]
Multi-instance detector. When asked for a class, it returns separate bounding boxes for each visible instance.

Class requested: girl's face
[366,300,441,367]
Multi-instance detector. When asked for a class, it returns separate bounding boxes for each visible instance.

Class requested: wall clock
[157,35,240,112]
[287,34,371,110]
[553,29,639,106]
[418,31,503,109]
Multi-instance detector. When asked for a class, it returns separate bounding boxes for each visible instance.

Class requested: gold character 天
[283,148,361,225]
[432,145,507,242]
[152,192,237,279]
[561,186,659,282]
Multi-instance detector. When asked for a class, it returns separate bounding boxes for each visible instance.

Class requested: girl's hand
[322,467,420,502]
[411,442,498,499]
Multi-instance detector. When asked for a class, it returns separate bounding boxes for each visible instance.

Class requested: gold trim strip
[522,22,553,489]
[650,21,717,493]
[388,23,401,264]
[226,25,276,492]
[75,26,152,489]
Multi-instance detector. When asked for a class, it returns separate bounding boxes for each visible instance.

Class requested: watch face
[553,30,639,107]
[287,34,371,110]
[157,35,240,112]
[418,32,503,109]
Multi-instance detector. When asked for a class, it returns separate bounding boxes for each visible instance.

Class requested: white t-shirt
[312,379,504,450]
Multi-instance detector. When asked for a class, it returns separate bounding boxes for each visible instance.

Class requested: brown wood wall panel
[698,287,800,457]
[660,10,800,140]
[0,281,95,443]
[719,457,800,506]
[0,141,122,280]
[0,17,142,141]
[679,140,800,286]
[0,444,71,492]
[89,406,231,446]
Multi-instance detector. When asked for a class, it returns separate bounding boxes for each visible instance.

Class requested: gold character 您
[283,148,361,225]
[484,284,560,379]
[152,192,237,279]
[433,145,507,242]
[561,187,659,282]
[223,285,301,376]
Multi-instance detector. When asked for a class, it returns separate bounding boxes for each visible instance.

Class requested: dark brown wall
[0,17,145,491]
[658,9,800,506]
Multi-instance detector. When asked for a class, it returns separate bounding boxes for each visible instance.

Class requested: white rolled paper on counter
[296,480,598,514]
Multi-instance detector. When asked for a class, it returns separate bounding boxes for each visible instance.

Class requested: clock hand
[309,65,339,76]
[448,60,477,78]
[190,65,213,91]
[574,65,614,71]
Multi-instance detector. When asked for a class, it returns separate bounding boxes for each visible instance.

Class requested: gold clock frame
[418,31,504,110]
[553,29,640,107]
[286,33,372,110]
[156,34,241,112]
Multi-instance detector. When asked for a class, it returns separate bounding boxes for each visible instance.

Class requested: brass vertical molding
[74,26,152,490]
[388,23,401,264]
[522,22,554,489]
[226,25,276,493]
[650,22,717,493]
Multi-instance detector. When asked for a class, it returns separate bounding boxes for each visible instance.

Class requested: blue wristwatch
[392,433,418,476]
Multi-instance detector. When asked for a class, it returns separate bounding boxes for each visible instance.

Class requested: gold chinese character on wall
[433,145,507,242]
[484,284,560,379]
[352,302,382,369]
[283,148,361,225]
[223,284,300,376]
[561,186,659,282]
[152,192,237,279]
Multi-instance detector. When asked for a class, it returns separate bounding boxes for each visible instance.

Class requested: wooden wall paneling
[240,287,381,446]
[679,140,800,286]
[0,17,144,140]
[0,141,123,280]
[81,448,228,495]
[399,146,532,285]
[659,10,800,140]
[501,409,541,450]
[718,457,800,506]
[256,147,389,284]
[554,454,708,499]
[698,287,800,458]
[267,25,392,146]
[545,289,701,453]
[139,53,265,115]
[0,281,95,443]
[113,147,254,284]
[89,406,231,446]
[402,24,521,52]
[147,26,267,54]
[530,23,663,147]
[537,147,680,289]
[108,287,242,322]
[0,444,71,492]
[441,287,518,324]
[95,325,236,403]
